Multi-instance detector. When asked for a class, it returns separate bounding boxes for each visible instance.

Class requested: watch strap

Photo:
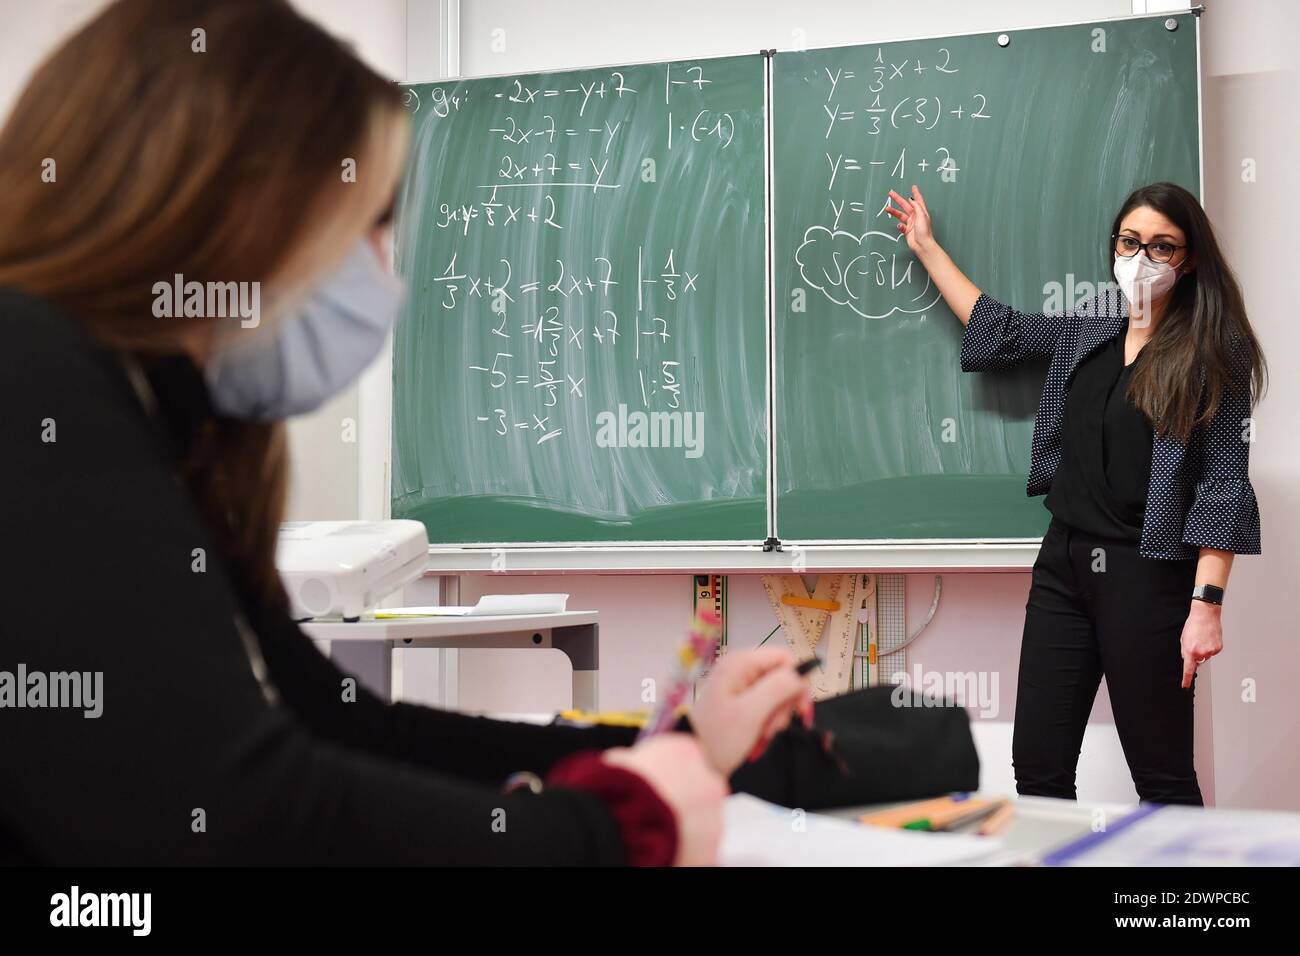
[1192,584,1225,606]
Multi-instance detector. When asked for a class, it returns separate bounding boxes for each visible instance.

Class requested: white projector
[276,520,429,621]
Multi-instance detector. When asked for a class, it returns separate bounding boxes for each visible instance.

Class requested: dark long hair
[1110,182,1266,442]
[0,0,404,603]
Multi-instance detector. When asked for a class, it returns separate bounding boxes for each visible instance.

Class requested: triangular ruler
[761,573,867,700]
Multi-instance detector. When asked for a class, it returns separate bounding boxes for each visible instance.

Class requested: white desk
[300,612,600,710]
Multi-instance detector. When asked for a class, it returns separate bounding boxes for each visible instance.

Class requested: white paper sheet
[467,593,570,615]
[720,794,1001,867]
[376,594,571,618]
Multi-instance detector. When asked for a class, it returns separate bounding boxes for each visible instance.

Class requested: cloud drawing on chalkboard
[794,225,941,319]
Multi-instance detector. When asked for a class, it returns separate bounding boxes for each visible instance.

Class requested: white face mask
[207,238,406,421]
[1113,252,1181,310]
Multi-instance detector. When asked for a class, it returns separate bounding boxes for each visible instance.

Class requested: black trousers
[1013,516,1203,806]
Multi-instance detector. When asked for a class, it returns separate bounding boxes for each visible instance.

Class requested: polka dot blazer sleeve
[960,291,1067,372]
[1181,342,1262,555]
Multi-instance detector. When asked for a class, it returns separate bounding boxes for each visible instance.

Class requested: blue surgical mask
[207,238,405,420]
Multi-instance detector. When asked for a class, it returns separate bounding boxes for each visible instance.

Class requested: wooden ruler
[761,573,866,700]
[692,575,727,698]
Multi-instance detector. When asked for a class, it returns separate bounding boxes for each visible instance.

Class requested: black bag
[729,686,980,810]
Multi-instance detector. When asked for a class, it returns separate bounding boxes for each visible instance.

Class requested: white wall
[0,2,107,119]
[456,0,1130,75]
[1196,0,1300,812]
[281,0,408,521]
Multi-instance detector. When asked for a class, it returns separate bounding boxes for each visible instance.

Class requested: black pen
[796,657,822,676]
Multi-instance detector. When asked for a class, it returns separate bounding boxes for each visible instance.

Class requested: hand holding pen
[687,644,818,777]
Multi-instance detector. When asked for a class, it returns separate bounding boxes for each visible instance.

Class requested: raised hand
[884,185,935,255]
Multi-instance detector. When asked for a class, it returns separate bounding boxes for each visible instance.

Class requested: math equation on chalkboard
[391,55,768,543]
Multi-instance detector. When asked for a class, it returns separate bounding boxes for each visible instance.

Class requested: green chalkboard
[773,13,1200,540]
[392,56,768,543]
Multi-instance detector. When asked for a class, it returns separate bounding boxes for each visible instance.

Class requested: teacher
[885,182,1266,806]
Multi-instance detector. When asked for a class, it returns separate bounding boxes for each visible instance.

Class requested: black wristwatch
[1192,584,1225,606]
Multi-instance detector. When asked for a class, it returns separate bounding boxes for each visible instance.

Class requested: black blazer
[962,290,1261,559]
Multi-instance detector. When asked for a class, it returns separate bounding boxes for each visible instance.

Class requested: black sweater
[1043,326,1154,541]
[0,287,642,865]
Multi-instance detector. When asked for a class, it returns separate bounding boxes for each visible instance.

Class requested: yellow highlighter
[556,709,650,729]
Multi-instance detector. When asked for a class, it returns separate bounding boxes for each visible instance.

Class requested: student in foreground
[0,0,812,866]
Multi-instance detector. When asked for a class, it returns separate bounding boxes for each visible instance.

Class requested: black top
[1044,327,1154,541]
[0,287,646,865]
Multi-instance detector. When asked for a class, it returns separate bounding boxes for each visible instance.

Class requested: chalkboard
[392,55,768,544]
[772,13,1200,540]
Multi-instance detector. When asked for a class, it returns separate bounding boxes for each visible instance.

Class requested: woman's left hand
[690,647,815,777]
[1180,601,1224,688]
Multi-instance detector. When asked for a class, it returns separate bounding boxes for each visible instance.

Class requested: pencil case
[728,686,980,810]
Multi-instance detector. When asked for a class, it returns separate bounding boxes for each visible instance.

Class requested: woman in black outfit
[0,0,811,865]
[885,182,1265,806]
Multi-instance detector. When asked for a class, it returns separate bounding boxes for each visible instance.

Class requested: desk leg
[329,640,395,702]
[554,624,599,711]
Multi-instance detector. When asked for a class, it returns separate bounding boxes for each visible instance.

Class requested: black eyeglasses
[1113,234,1186,264]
